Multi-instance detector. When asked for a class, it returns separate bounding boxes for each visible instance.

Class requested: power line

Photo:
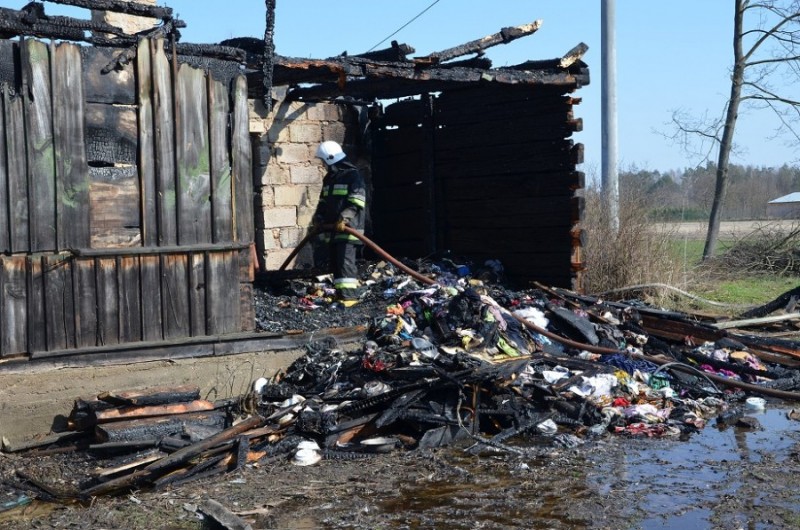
[366,0,443,52]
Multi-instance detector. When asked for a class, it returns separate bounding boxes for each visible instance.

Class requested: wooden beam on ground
[712,313,800,330]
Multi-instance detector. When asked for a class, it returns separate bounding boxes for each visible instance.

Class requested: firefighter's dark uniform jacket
[315,160,366,241]
[313,160,366,299]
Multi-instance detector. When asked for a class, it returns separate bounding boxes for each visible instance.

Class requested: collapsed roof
[0,1,589,104]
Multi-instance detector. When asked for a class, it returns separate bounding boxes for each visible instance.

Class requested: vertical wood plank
[189,252,206,336]
[161,253,189,339]
[74,257,97,348]
[239,282,255,332]
[208,76,232,243]
[151,38,177,246]
[5,90,29,253]
[137,38,157,246]
[231,74,253,244]
[0,86,9,253]
[24,39,56,251]
[96,257,119,346]
[53,42,89,250]
[118,255,142,342]
[140,254,162,341]
[176,64,211,245]
[44,254,74,351]
[208,250,240,335]
[1,256,27,356]
[27,256,46,353]
[239,246,254,332]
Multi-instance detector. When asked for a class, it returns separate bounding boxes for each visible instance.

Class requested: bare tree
[670,1,800,259]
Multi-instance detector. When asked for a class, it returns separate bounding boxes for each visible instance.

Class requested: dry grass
[581,187,685,303]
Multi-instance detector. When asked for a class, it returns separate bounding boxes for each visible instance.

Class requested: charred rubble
[4,256,800,500]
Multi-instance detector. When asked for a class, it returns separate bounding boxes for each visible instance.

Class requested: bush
[582,187,682,297]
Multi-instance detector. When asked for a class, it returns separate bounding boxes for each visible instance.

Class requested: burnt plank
[95,411,227,443]
[99,384,201,406]
[208,76,232,243]
[94,400,215,423]
[27,256,46,353]
[371,127,424,156]
[207,250,239,335]
[140,254,162,341]
[53,42,90,250]
[435,118,580,149]
[232,75,253,243]
[0,87,9,253]
[137,38,157,246]
[442,195,575,228]
[0,257,26,355]
[440,171,580,201]
[447,226,573,254]
[5,90,29,253]
[119,256,142,343]
[85,103,137,165]
[97,257,119,346]
[24,39,56,251]
[0,40,16,86]
[74,257,97,348]
[239,282,254,332]
[176,63,211,245]
[152,38,177,246]
[189,252,206,336]
[81,46,135,105]
[161,253,189,339]
[43,254,74,351]
[89,166,141,248]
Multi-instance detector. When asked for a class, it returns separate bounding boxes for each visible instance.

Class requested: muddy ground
[1,404,799,530]
[3,265,800,529]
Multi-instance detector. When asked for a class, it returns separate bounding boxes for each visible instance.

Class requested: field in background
[660,220,800,313]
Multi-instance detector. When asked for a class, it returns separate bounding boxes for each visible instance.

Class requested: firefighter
[312,141,367,306]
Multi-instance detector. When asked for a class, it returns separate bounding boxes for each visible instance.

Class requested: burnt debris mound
[5,255,800,500]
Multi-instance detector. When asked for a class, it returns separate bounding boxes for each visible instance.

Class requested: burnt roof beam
[415,20,542,65]
[283,66,587,101]
[0,5,117,40]
[44,0,173,20]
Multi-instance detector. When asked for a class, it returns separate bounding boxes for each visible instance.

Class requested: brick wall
[249,92,366,271]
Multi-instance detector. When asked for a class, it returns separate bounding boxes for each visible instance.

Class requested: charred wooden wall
[0,37,254,359]
[372,85,584,289]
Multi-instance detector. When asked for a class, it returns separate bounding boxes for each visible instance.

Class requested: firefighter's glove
[335,217,348,233]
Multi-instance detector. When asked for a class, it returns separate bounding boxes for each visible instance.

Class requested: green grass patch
[668,238,733,266]
[694,276,800,306]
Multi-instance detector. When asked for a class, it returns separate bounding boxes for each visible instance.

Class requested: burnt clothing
[313,160,366,244]
[313,159,366,301]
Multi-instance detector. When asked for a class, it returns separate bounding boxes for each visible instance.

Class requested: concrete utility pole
[601,0,619,232]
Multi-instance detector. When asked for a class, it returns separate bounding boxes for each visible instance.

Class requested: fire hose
[278,225,800,401]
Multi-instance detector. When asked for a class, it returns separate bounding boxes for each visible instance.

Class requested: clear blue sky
[5,1,799,175]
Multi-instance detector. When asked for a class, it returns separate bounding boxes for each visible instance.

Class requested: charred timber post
[418,20,542,64]
[45,0,173,20]
[560,42,589,68]
[262,0,276,112]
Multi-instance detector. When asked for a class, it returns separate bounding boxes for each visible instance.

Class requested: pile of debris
[5,256,800,501]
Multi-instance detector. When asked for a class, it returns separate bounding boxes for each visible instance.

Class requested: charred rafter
[45,0,173,20]
[415,20,542,65]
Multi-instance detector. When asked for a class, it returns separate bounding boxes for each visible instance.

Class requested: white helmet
[316,141,346,165]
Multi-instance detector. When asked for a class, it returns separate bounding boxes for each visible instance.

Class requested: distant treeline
[607,163,800,221]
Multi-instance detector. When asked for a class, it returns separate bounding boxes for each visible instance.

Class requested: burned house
[244,22,589,290]
[0,0,588,442]
[0,0,588,362]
